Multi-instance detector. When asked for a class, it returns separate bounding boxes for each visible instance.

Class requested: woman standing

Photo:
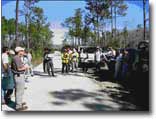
[2,47,15,104]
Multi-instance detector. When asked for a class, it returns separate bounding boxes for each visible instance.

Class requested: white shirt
[108,50,116,57]
[80,52,87,59]
[95,51,101,62]
[80,52,87,62]
[27,53,32,62]
[2,53,9,64]
[21,56,29,65]
[2,53,9,76]
[112,50,116,57]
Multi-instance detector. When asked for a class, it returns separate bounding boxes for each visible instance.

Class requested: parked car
[78,46,97,68]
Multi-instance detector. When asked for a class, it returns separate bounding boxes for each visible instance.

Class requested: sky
[2,0,150,29]
[2,0,86,29]
[2,0,149,45]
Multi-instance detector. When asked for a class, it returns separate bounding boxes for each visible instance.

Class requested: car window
[85,47,96,53]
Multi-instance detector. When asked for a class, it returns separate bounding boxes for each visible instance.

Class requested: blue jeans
[122,63,128,79]
[114,61,122,80]
[1,89,5,103]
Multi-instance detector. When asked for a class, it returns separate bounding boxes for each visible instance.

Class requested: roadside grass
[32,57,42,67]
[32,49,43,67]
[31,48,56,67]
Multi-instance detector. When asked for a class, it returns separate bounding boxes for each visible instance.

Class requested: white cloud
[50,21,68,45]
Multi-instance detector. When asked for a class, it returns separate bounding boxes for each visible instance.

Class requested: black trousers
[81,62,88,72]
[95,61,101,71]
[4,89,14,102]
[43,60,48,72]
[62,63,69,73]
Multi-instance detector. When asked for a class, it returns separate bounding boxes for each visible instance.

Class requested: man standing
[43,48,49,73]
[71,48,79,72]
[79,48,88,72]
[61,48,69,74]
[107,47,116,58]
[12,47,29,111]
[95,47,102,72]
[67,47,73,72]
[27,50,34,76]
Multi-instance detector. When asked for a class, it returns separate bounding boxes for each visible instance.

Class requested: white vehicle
[54,51,61,56]
[79,46,97,68]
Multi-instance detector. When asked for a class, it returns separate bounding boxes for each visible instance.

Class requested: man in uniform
[12,47,30,111]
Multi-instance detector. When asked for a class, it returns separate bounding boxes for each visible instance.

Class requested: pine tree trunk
[78,37,81,46]
[15,0,19,46]
[143,0,146,41]
[25,1,30,50]
[114,6,117,40]
[111,0,113,38]
[97,15,100,46]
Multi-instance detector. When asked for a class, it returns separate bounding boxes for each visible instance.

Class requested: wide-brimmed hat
[96,46,100,49]
[9,50,15,55]
[15,47,25,52]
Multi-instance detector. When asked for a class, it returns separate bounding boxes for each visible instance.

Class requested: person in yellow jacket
[68,48,73,72]
[71,48,79,72]
[61,48,69,73]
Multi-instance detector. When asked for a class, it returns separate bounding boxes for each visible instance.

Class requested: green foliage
[107,38,120,49]
[61,0,128,47]
[123,27,128,38]
[31,48,43,66]
[7,18,16,35]
[85,0,110,20]
[84,0,111,45]
[2,16,8,35]
[62,8,84,46]
[2,1,53,65]
[112,0,128,16]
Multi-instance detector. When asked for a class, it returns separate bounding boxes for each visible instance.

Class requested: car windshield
[85,47,96,53]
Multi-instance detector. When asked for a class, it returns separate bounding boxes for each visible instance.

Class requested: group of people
[1,43,148,111]
[93,46,138,80]
[2,46,33,111]
[60,45,142,81]
[60,46,118,75]
[61,47,79,73]
[98,46,147,81]
[41,45,148,81]
[113,48,133,80]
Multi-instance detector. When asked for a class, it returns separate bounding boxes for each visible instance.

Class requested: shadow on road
[86,68,149,111]
[83,103,113,111]
[49,89,101,101]
[33,69,86,78]
[98,89,136,111]
[51,101,67,106]
[49,89,137,111]
[86,69,115,82]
